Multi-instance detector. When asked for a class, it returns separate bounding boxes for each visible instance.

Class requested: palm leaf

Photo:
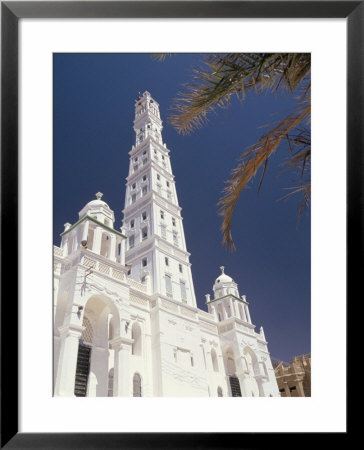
[218,104,310,250]
[169,53,310,134]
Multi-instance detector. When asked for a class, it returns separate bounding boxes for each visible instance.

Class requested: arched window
[211,348,219,372]
[217,387,223,397]
[132,322,142,356]
[108,368,114,397]
[133,373,142,397]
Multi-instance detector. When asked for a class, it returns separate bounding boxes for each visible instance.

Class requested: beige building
[273,354,311,397]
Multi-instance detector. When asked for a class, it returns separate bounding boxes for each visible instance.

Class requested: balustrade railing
[53,245,63,257]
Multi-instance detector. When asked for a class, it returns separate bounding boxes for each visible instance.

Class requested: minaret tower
[122,91,197,307]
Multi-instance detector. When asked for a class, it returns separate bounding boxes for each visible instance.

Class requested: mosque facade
[53,91,280,397]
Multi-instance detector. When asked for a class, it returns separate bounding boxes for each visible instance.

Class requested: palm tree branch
[218,104,310,249]
[169,53,310,134]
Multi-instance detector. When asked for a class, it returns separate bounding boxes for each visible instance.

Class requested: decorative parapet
[130,294,149,308]
[127,277,148,293]
[157,297,198,320]
[179,305,196,319]
[218,322,234,333]
[198,309,214,320]
[199,321,218,334]
[80,254,128,284]
[78,254,149,296]
[53,245,64,258]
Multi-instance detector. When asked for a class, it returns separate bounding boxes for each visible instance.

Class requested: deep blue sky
[53,53,310,363]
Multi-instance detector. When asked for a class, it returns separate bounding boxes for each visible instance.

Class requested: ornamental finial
[220,266,225,274]
[95,192,103,200]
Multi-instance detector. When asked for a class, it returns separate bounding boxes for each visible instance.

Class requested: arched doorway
[74,295,120,397]
[224,347,242,397]
[243,347,261,397]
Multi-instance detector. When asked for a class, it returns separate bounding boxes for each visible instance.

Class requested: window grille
[81,316,93,344]
[133,373,142,397]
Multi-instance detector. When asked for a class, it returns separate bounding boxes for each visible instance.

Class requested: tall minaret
[122,91,197,307]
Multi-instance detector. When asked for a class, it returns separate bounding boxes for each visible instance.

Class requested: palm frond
[151,53,173,61]
[279,184,311,224]
[218,104,310,250]
[169,53,311,134]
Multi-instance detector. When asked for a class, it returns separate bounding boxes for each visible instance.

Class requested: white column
[229,298,234,318]
[109,234,117,261]
[231,299,238,318]
[88,346,109,397]
[81,220,89,244]
[210,304,218,321]
[220,302,227,321]
[92,226,102,254]
[110,337,132,396]
[236,373,248,396]
[239,303,247,321]
[245,305,252,324]
[54,324,83,397]
[120,228,126,266]
[143,334,153,396]
[72,231,78,252]
[61,223,72,255]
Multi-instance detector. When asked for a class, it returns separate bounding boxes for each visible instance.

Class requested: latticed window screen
[108,369,114,397]
[133,373,142,397]
[81,316,93,344]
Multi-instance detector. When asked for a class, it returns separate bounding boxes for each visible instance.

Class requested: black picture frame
[1,1,357,448]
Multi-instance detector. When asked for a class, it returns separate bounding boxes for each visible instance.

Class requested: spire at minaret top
[220,266,225,274]
[134,91,162,145]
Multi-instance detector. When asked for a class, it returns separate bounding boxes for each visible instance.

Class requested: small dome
[86,198,110,209]
[215,266,233,284]
[86,191,110,208]
[78,192,115,222]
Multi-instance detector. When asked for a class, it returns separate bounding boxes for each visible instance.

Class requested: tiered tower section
[122,91,197,307]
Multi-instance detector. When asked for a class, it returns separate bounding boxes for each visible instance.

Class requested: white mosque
[53,91,280,398]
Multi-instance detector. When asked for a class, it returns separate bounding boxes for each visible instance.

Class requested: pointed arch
[76,294,121,397]
[243,347,260,376]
